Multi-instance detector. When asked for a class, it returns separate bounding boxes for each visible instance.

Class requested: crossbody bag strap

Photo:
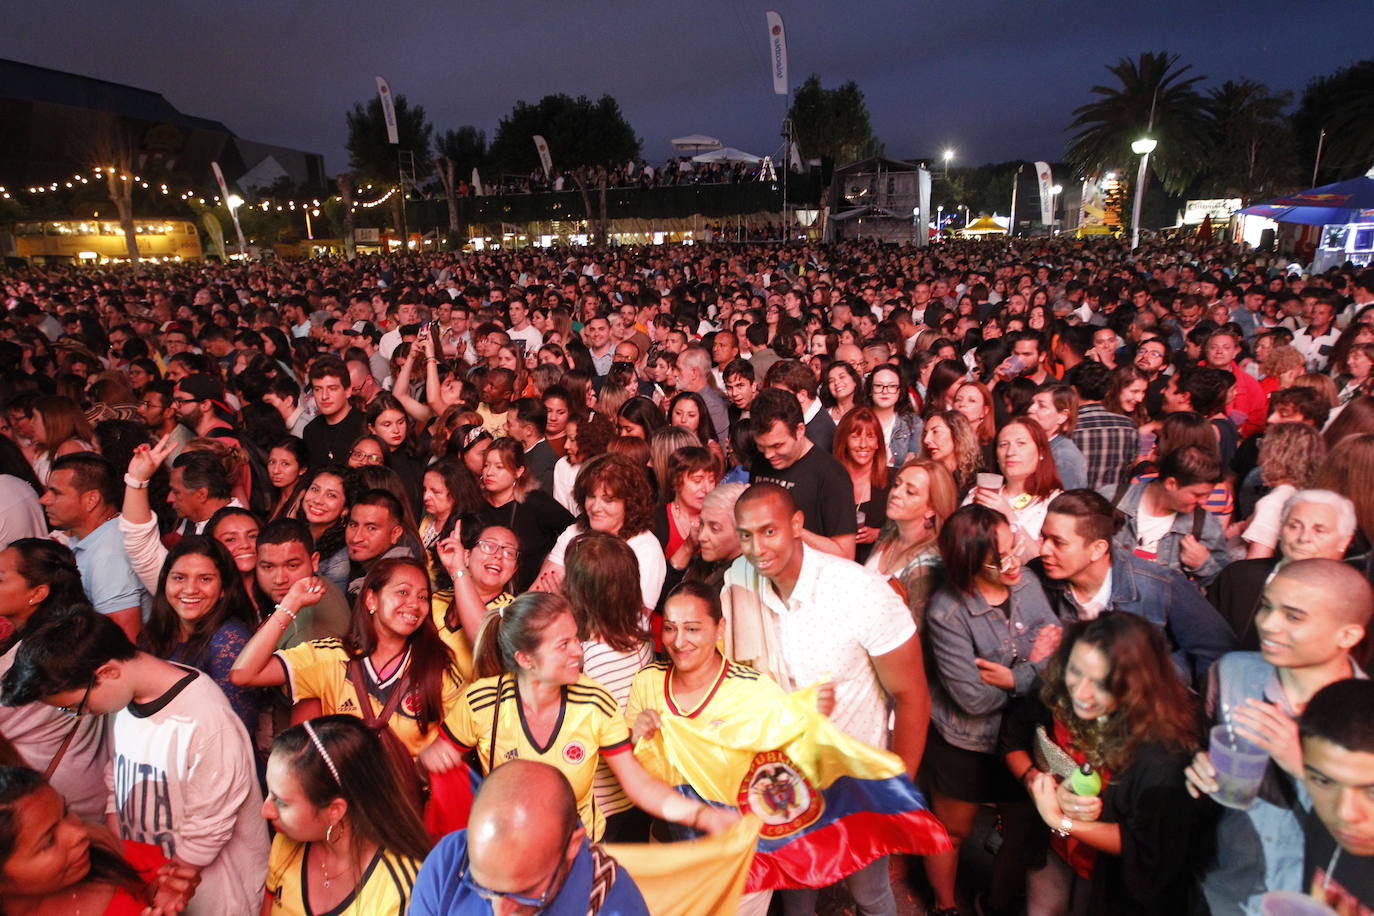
[347,656,409,728]
[488,673,504,773]
[44,718,82,781]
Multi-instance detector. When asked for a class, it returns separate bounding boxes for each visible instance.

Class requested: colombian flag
[633,686,951,892]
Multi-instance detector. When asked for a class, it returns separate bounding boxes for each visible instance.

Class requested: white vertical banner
[916,166,932,249]
[471,167,484,197]
[532,135,553,178]
[210,161,231,202]
[765,11,788,96]
[788,139,803,172]
[376,76,399,145]
[1034,161,1054,225]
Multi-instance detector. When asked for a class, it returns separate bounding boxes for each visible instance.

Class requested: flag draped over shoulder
[633,685,950,893]
[606,816,761,916]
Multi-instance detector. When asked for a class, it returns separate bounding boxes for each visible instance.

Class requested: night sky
[3,1,1366,174]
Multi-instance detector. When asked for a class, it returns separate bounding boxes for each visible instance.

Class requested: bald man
[409,759,648,915]
[1188,558,1371,916]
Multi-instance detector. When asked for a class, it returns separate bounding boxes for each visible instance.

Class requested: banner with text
[376,76,399,145]
[1034,161,1054,225]
[766,11,788,96]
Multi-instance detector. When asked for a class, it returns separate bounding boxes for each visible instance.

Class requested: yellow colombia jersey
[428,590,513,676]
[625,659,789,788]
[275,638,465,758]
[265,833,421,916]
[440,673,631,841]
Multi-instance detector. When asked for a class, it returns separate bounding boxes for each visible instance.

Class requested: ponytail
[471,592,570,680]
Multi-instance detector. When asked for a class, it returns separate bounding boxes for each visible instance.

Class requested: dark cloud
[3,0,1364,174]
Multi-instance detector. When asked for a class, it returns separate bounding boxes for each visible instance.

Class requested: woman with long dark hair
[476,438,573,592]
[266,436,309,520]
[419,458,483,591]
[418,591,737,841]
[1001,614,1200,915]
[262,716,431,915]
[232,558,463,770]
[367,392,428,511]
[865,364,920,467]
[141,535,260,735]
[293,465,351,592]
[206,506,260,614]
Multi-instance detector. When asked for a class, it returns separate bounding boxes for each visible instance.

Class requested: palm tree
[1066,52,1210,196]
[1201,79,1296,201]
[1294,60,1374,184]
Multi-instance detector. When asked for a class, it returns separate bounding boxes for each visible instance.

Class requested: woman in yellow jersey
[231,558,463,762]
[626,580,802,916]
[261,716,430,916]
[418,592,739,842]
[428,523,519,667]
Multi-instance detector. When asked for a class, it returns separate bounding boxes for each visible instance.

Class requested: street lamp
[1130,136,1157,251]
[942,148,954,179]
[224,194,247,259]
[1050,184,1063,233]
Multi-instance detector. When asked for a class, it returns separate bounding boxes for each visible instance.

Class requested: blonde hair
[1258,423,1325,488]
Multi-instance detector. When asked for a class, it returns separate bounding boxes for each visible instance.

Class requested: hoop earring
[326,821,340,844]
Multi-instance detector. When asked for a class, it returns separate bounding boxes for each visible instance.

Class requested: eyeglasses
[172,396,201,406]
[348,449,383,464]
[458,820,574,909]
[57,674,96,718]
[476,539,520,561]
[872,383,901,393]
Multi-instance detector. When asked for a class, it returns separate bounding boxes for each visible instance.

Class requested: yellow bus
[11,218,203,263]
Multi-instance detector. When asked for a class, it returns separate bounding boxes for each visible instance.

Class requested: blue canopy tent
[1238,172,1374,226]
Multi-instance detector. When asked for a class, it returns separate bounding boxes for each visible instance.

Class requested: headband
[302,720,342,787]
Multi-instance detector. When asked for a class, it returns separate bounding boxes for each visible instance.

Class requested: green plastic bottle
[1070,762,1102,797]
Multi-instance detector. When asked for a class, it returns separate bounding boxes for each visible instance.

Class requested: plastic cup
[1259,890,1338,915]
[1208,724,1269,810]
[976,472,1004,491]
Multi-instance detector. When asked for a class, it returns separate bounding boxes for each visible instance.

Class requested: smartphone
[513,339,527,356]
[428,319,443,355]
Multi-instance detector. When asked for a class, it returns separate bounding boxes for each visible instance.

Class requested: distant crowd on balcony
[464,156,776,197]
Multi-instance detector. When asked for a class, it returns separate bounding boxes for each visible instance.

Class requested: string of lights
[1,169,397,210]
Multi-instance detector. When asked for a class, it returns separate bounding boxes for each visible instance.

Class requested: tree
[1065,52,1210,196]
[83,113,141,261]
[787,76,882,167]
[344,94,434,233]
[437,126,488,178]
[485,94,640,176]
[1200,79,1296,201]
[1293,60,1374,184]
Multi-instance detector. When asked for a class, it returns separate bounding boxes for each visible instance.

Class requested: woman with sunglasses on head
[921,505,1063,916]
[0,538,110,823]
[418,592,738,842]
[261,716,431,916]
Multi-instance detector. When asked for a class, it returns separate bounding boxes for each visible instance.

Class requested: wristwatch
[1055,815,1073,837]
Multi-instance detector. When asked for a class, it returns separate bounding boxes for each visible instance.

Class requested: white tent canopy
[670,134,722,151]
[691,146,761,164]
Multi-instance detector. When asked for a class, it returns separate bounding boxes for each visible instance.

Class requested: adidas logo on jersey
[337,698,357,712]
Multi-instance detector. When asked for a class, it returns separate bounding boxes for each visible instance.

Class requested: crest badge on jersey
[563,740,587,765]
[737,750,823,837]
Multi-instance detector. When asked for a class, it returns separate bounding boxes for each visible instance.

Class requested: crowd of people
[479,156,776,196]
[0,235,1373,915]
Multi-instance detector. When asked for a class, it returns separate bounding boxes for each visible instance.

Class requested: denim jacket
[925,574,1060,753]
[1111,480,1230,586]
[1035,550,1236,687]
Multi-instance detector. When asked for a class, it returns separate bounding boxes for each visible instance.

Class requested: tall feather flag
[633,684,951,892]
[765,11,788,96]
[532,135,553,179]
[376,76,399,145]
[1034,161,1055,226]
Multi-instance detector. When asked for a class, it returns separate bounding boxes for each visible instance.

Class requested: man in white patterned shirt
[724,482,930,916]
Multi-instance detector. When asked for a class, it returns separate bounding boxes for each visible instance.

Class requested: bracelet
[1055,815,1073,838]
[453,567,465,579]
[123,473,149,490]
[274,603,298,624]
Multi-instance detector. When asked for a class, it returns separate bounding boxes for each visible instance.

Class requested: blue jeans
[779,856,897,916]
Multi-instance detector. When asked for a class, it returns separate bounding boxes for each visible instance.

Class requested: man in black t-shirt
[302,356,365,468]
[1299,679,1374,915]
[748,387,856,559]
